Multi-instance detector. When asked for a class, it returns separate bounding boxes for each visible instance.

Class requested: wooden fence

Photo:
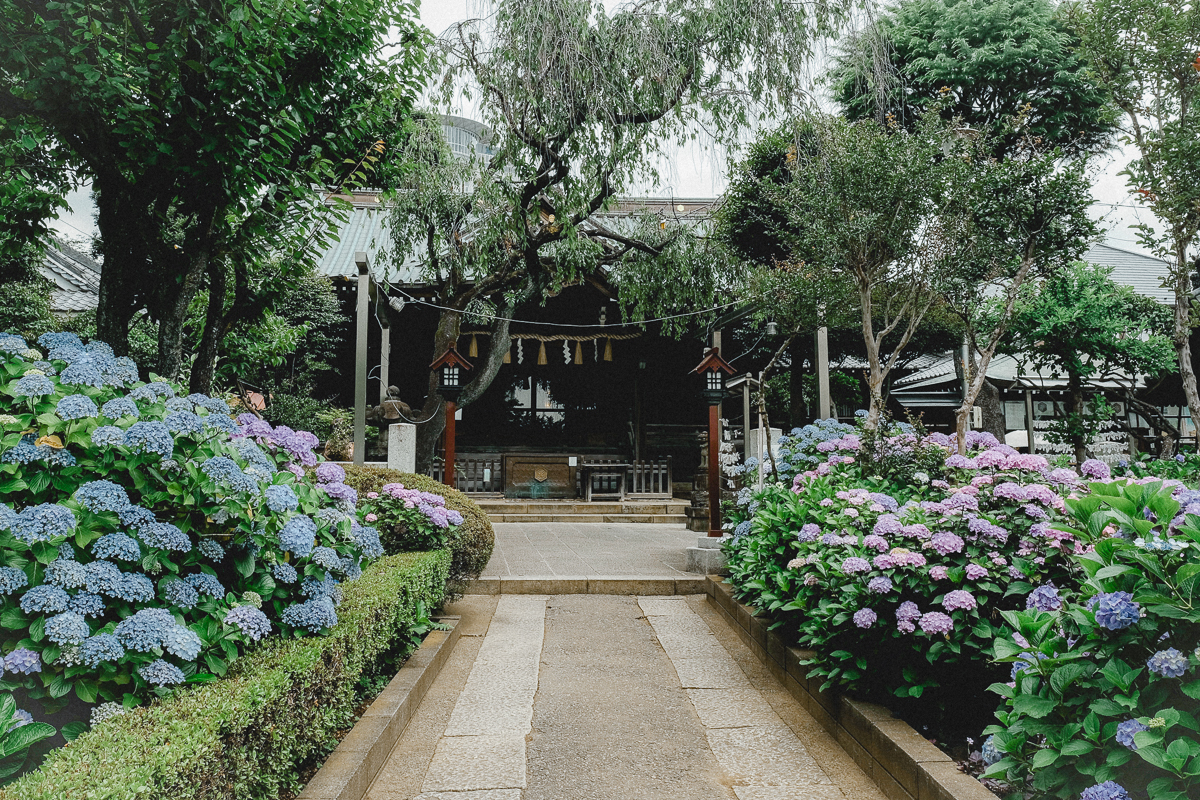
[428,455,672,499]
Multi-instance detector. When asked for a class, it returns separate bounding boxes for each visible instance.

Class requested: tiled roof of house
[41,238,101,314]
[1082,242,1173,305]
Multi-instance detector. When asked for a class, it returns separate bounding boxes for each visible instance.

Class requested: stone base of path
[469,575,707,595]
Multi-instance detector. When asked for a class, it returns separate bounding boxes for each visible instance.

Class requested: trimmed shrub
[0,549,450,800]
[342,467,493,597]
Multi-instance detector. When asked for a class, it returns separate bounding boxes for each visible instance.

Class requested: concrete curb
[705,576,998,800]
[468,576,708,595]
[298,617,462,800]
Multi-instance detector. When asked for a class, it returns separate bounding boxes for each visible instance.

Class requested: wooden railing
[429,456,504,494]
[429,454,672,498]
[627,457,672,497]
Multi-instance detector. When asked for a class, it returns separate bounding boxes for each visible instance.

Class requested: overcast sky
[53,0,1160,256]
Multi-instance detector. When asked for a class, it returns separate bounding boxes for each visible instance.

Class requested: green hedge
[0,549,451,800]
[342,467,494,599]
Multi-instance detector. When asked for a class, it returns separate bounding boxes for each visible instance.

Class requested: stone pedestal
[387,423,416,473]
[687,535,729,575]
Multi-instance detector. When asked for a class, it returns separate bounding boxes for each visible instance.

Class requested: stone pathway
[366,593,886,800]
[482,522,696,577]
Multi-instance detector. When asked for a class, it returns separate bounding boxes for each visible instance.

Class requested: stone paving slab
[483,522,695,577]
[421,735,527,792]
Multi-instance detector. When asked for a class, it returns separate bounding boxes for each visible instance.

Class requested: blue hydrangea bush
[983,480,1200,800]
[0,331,384,710]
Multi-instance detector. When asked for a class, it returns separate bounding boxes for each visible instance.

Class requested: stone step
[476,502,689,515]
[487,513,689,524]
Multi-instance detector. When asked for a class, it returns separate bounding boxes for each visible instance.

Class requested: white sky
[53,0,1160,256]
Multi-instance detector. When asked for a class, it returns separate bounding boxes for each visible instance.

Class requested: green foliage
[1003,262,1175,459]
[1116,452,1200,482]
[984,480,1200,800]
[0,331,381,708]
[0,245,53,341]
[1072,0,1200,428]
[0,695,54,784]
[0,550,450,800]
[0,0,431,380]
[831,0,1115,157]
[342,467,494,600]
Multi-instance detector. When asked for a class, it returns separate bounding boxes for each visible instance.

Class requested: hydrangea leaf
[1013,694,1058,719]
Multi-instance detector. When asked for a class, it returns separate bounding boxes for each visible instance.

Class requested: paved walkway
[366,593,885,800]
[482,522,697,577]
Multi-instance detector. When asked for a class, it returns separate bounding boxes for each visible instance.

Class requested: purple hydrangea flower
[1080,781,1131,800]
[1026,584,1062,612]
[315,462,346,484]
[1091,592,1141,631]
[867,576,893,594]
[1115,719,1148,750]
[992,483,1028,502]
[930,532,965,555]
[797,523,820,542]
[1079,459,1111,480]
[853,608,877,628]
[942,590,977,612]
[873,515,902,536]
[862,535,889,552]
[965,564,989,580]
[841,557,871,574]
[4,648,41,674]
[1147,648,1189,678]
[322,482,358,504]
[918,612,954,635]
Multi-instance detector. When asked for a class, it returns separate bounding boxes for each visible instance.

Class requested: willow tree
[386,0,858,468]
[1072,0,1200,444]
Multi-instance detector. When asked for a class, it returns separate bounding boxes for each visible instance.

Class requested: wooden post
[444,400,457,491]
[742,376,752,460]
[816,326,831,419]
[353,252,370,466]
[1025,389,1036,455]
[379,321,390,404]
[708,401,722,537]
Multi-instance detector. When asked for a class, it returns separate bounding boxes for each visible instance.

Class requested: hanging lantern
[430,345,473,402]
[603,338,613,361]
[574,341,583,365]
[537,341,548,365]
[469,334,478,358]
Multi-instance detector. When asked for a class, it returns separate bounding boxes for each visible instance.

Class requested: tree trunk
[93,184,145,356]
[956,250,1039,454]
[978,378,1005,442]
[189,259,229,395]
[1170,246,1200,444]
[414,297,518,474]
[154,248,209,383]
[1069,371,1087,465]
[858,279,884,430]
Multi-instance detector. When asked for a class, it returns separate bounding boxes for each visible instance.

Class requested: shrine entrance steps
[476,498,689,524]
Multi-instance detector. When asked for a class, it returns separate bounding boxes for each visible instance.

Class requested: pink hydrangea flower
[930,532,965,555]
[819,498,834,507]
[365,513,378,522]
[844,507,860,518]
[897,601,921,623]
[928,566,949,580]
[841,557,871,574]
[965,564,989,580]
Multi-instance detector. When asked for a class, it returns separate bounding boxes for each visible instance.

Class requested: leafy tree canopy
[0,0,431,389]
[831,0,1116,156]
